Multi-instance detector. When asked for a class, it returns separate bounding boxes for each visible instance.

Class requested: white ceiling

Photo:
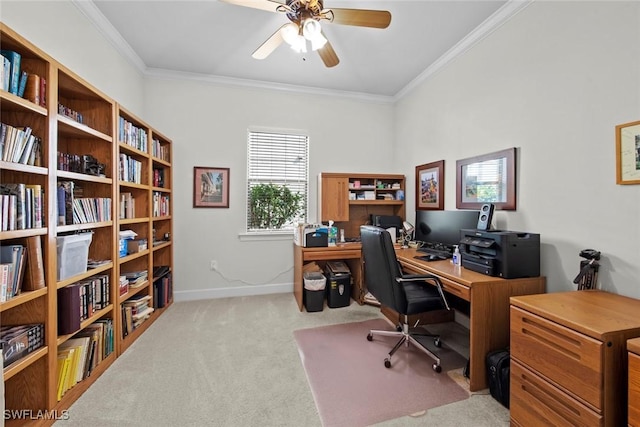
[79,0,525,100]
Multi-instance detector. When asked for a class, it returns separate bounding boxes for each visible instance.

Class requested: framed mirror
[456,147,516,210]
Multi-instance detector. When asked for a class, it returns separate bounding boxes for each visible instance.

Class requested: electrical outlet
[210,260,218,271]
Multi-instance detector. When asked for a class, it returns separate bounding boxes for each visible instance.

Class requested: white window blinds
[247,130,309,232]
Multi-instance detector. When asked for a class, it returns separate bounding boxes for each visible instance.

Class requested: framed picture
[415,160,444,210]
[456,147,516,210]
[193,166,229,208]
[615,120,640,185]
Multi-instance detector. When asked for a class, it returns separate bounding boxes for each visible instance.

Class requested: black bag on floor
[486,348,510,408]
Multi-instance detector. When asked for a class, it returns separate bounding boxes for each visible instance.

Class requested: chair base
[367,323,442,372]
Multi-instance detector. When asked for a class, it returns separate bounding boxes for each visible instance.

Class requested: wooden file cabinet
[629,338,640,426]
[510,290,640,427]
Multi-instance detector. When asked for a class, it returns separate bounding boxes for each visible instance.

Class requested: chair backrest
[360,225,408,312]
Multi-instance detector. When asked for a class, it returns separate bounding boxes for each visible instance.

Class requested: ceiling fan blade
[317,36,339,68]
[325,8,391,29]
[252,24,287,59]
[219,0,287,14]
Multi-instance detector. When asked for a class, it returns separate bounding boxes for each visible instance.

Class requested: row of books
[121,294,154,338]
[118,116,148,152]
[152,137,170,162]
[0,236,45,302]
[153,167,166,188]
[57,181,112,225]
[58,103,84,124]
[1,323,44,368]
[1,50,47,107]
[119,153,143,184]
[153,270,172,309]
[152,192,170,217]
[120,192,136,219]
[56,318,114,401]
[0,183,44,231]
[0,123,43,166]
[57,274,111,335]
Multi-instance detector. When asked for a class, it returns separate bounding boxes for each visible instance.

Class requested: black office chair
[360,225,450,372]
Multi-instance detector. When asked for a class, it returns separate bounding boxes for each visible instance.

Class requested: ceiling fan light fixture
[302,19,327,50]
[282,22,307,53]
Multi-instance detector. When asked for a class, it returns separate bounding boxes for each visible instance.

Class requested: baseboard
[174,282,293,302]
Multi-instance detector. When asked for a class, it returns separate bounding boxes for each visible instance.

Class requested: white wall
[142,77,395,300]
[396,1,640,296]
[1,0,145,114]
[3,1,639,300]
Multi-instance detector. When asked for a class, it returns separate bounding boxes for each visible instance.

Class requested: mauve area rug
[294,318,469,427]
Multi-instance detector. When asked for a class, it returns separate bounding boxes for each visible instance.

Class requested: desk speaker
[477,203,495,231]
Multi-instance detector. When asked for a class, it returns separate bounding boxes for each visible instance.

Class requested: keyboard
[417,244,453,259]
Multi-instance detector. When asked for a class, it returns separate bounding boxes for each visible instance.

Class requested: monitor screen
[415,210,479,248]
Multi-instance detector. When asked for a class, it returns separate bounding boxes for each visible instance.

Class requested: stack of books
[121,294,154,337]
[124,270,148,289]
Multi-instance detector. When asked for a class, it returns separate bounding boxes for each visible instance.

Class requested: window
[246,130,309,232]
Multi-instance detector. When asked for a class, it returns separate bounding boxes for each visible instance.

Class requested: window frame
[246,128,309,234]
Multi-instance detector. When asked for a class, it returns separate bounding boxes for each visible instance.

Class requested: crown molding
[394,0,534,102]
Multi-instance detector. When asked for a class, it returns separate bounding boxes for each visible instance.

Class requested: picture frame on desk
[456,147,516,210]
[193,166,229,208]
[416,160,444,210]
[615,120,640,185]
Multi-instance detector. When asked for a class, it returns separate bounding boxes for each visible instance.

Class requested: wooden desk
[395,247,546,391]
[293,242,364,311]
[629,338,640,426]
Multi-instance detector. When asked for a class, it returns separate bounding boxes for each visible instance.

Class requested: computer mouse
[428,255,440,261]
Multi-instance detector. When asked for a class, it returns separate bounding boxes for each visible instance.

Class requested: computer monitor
[415,210,479,248]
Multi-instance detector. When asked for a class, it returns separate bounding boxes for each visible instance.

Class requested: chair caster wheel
[433,364,442,373]
[384,359,391,368]
[367,333,373,341]
[434,338,441,347]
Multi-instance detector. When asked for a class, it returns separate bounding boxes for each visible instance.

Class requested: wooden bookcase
[0,23,173,426]
[318,172,406,239]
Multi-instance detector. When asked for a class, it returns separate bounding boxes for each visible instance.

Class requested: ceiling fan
[220,0,391,67]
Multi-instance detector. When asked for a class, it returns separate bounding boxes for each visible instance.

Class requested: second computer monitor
[415,210,479,248]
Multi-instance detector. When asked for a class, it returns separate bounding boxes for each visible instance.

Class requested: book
[18,235,45,291]
[0,55,10,91]
[0,50,21,95]
[17,71,28,97]
[24,73,40,105]
[0,184,26,230]
[0,263,10,302]
[59,336,91,384]
[0,245,25,299]
[58,284,82,335]
[57,183,66,225]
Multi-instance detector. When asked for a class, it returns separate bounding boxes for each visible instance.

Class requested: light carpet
[294,318,470,427]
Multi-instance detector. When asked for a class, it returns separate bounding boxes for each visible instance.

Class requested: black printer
[459,229,540,279]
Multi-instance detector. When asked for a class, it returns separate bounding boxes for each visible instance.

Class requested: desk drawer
[629,353,640,426]
[511,360,602,427]
[304,249,360,261]
[439,276,470,301]
[510,306,603,410]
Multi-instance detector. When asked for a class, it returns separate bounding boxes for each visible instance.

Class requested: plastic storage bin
[57,232,92,280]
[303,272,326,312]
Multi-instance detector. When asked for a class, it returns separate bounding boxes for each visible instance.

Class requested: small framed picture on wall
[193,166,230,208]
[415,160,444,210]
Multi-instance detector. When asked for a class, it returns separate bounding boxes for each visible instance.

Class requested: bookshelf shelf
[3,346,48,381]
[0,23,173,425]
[0,288,48,312]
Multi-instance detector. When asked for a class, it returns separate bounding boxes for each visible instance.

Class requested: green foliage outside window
[249,183,303,230]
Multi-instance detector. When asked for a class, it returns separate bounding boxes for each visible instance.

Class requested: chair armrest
[397,275,450,311]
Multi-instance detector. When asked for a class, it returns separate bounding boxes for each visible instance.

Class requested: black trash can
[303,272,326,312]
